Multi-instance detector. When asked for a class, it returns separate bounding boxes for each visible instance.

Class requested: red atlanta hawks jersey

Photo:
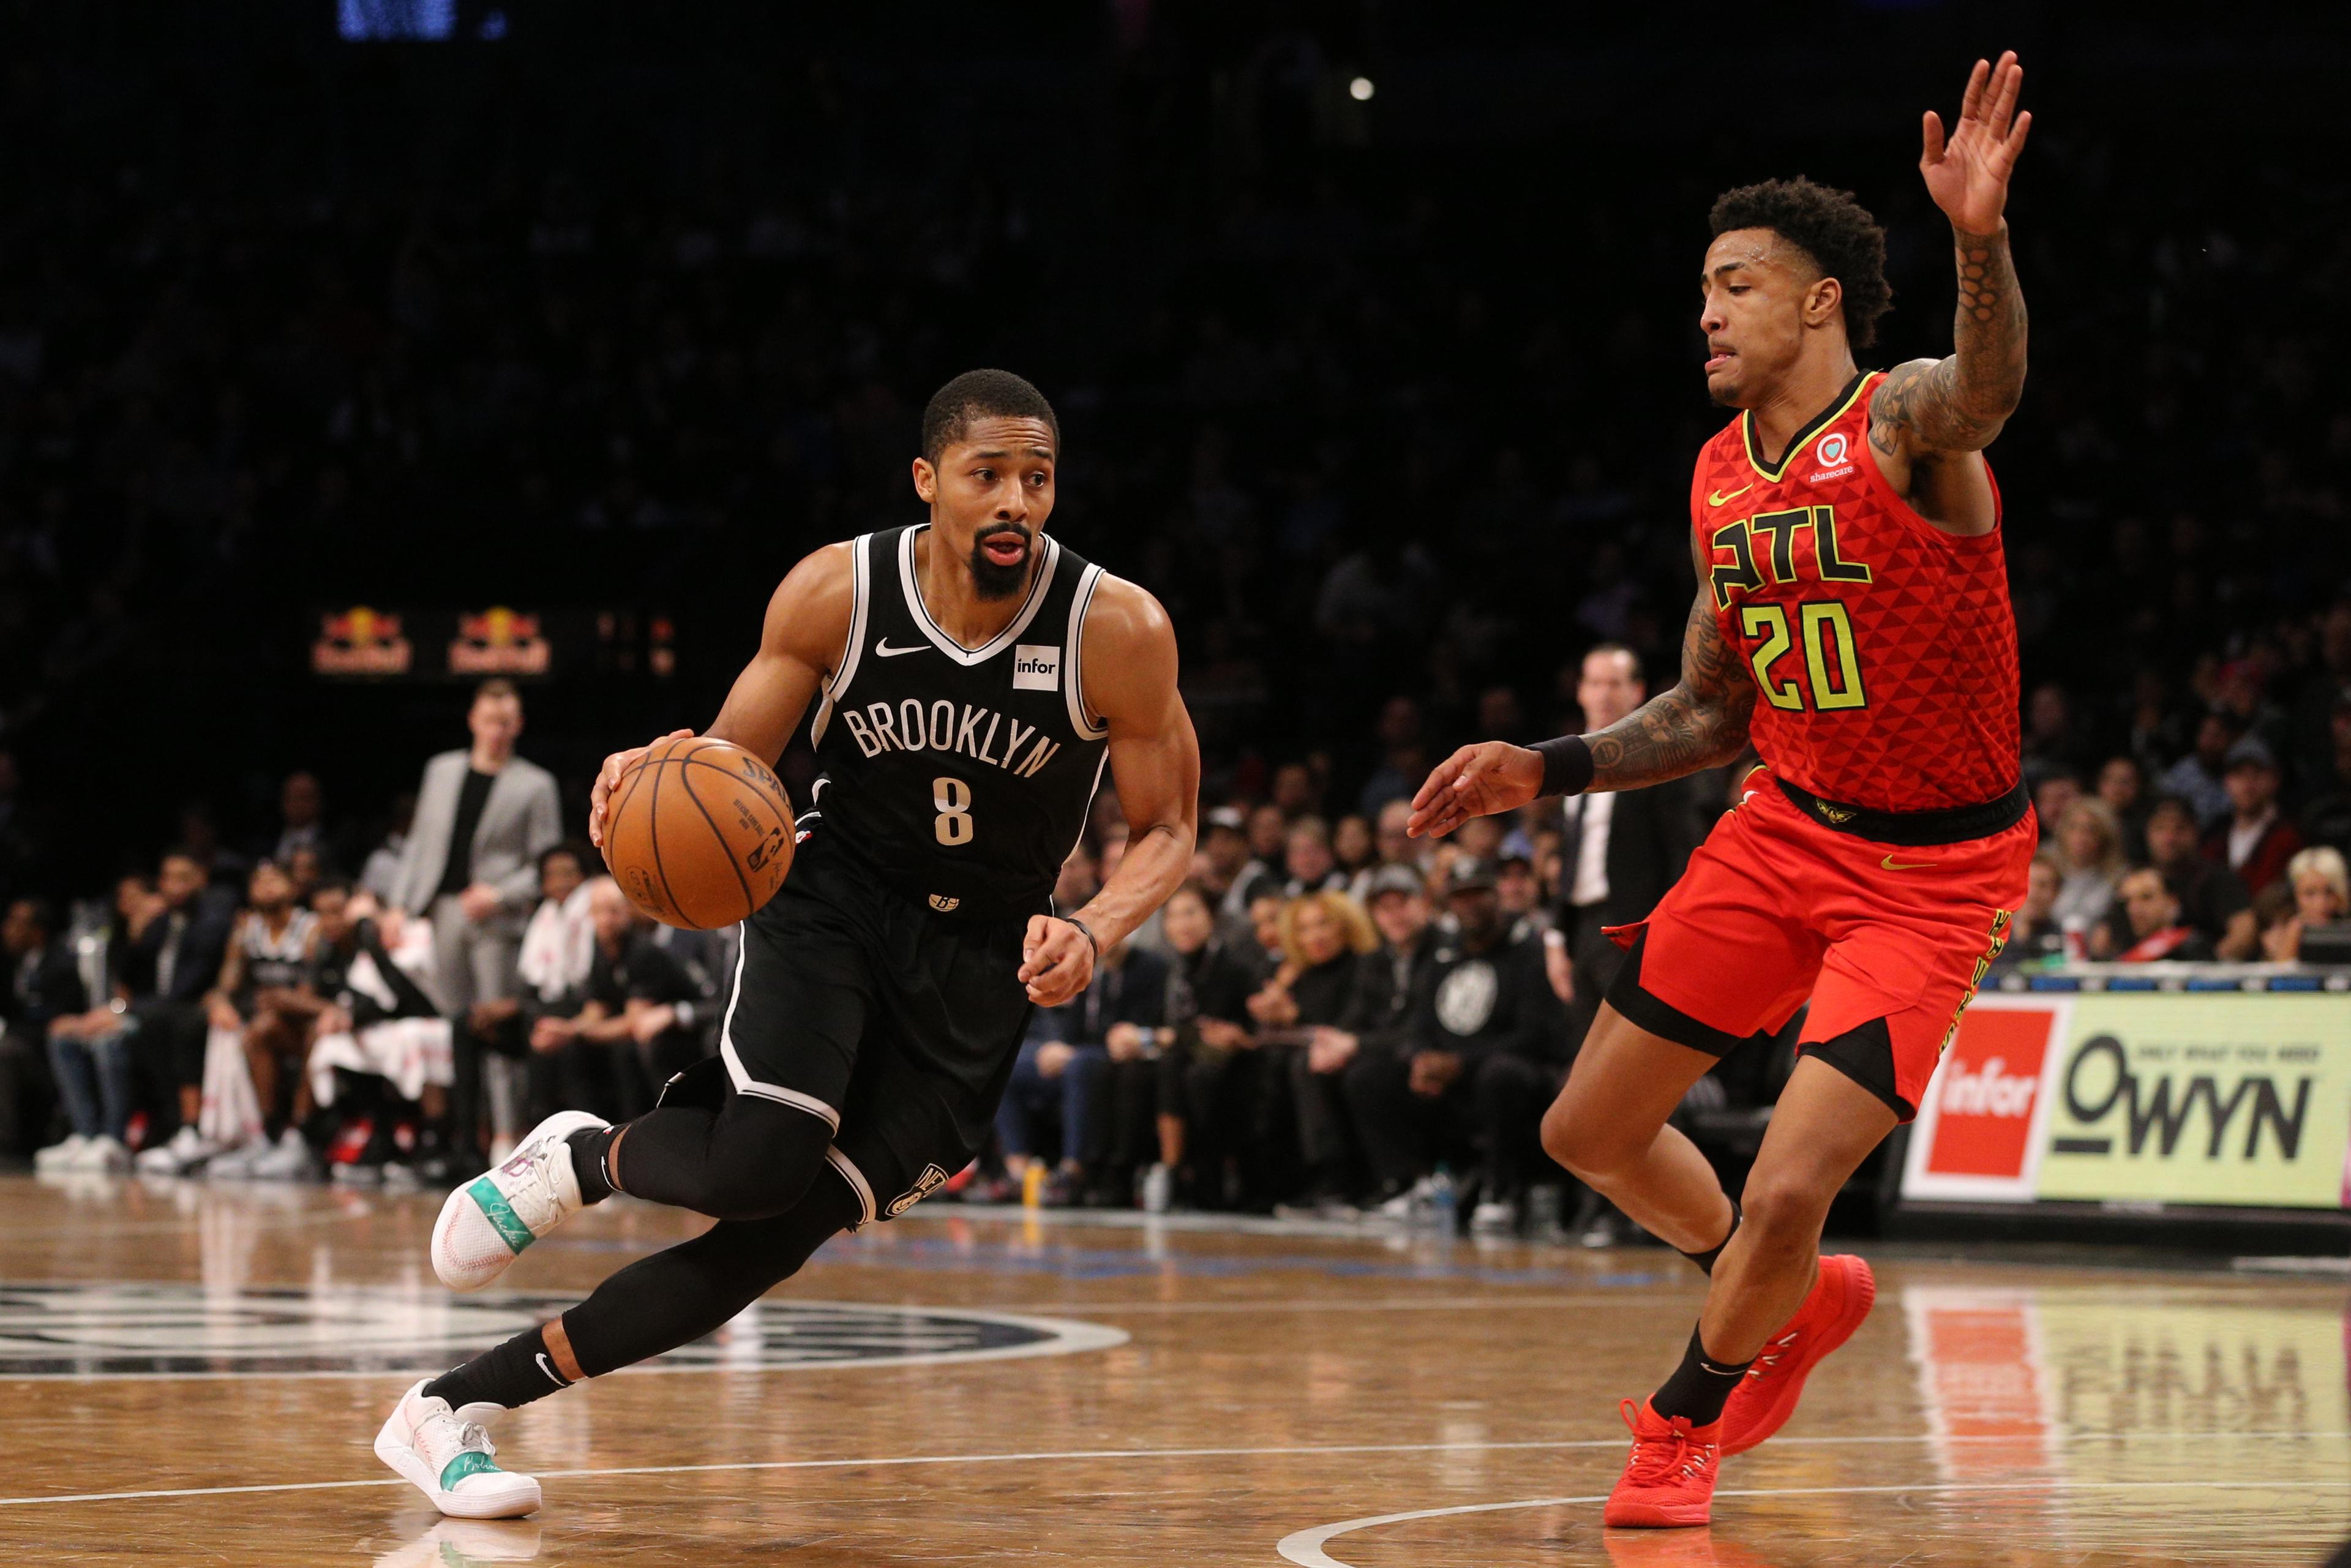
[1689,371,2022,813]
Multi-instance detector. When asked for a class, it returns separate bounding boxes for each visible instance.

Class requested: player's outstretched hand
[1020,915,1098,1007]
[1921,50,2030,234]
[1406,741,1544,839]
[588,729,696,849]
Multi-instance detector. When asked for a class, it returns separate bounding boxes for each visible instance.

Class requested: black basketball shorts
[708,833,1038,1226]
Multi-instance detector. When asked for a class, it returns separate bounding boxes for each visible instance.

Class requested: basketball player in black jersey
[375,369,1200,1519]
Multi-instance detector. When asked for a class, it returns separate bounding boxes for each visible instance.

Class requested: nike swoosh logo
[876,640,930,658]
[536,1352,566,1387]
[1880,853,1937,871]
[1708,484,1754,507]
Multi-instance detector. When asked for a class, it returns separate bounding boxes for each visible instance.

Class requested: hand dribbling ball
[602,737,795,929]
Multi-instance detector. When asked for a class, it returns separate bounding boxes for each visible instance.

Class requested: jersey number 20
[933,776,973,846]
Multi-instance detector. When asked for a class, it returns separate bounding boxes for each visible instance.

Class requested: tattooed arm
[1587,576,1757,791]
[1869,51,2033,534]
[1406,541,1754,837]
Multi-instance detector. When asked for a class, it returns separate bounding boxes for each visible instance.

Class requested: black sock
[569,1125,621,1204]
[1678,1196,1741,1276]
[424,1325,574,1412]
[1650,1322,1752,1427]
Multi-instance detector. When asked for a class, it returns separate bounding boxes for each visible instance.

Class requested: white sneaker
[249,1128,316,1181]
[1374,1176,1435,1223]
[73,1135,132,1173]
[135,1124,222,1176]
[33,1134,91,1172]
[431,1109,608,1292]
[1471,1199,1519,1235]
[373,1379,541,1519]
[204,1138,267,1180]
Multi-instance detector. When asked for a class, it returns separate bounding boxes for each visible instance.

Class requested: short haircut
[2145,793,2197,826]
[542,840,590,874]
[474,677,520,704]
[310,877,353,902]
[1584,642,1646,685]
[1710,178,1893,349]
[921,369,1059,463]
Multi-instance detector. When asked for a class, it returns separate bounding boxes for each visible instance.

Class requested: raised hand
[1921,52,2031,234]
[1406,741,1544,839]
[588,729,695,849]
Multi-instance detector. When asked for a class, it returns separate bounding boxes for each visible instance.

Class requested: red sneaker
[1718,1253,1877,1457]
[1603,1397,1722,1528]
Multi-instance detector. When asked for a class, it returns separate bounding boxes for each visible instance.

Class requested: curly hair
[1709,178,1892,350]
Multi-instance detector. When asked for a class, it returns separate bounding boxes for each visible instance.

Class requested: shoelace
[1744,1328,1801,1379]
[1618,1398,1715,1484]
[424,1411,498,1469]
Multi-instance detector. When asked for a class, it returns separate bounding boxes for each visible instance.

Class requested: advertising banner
[2035,995,2349,1209]
[1902,991,2351,1211]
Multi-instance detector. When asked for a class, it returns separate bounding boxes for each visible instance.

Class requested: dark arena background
[1,3,2349,1564]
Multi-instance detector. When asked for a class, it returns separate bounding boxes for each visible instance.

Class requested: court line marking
[1277,1478,2351,1568]
[0,1297,1128,1382]
[0,1430,2342,1511]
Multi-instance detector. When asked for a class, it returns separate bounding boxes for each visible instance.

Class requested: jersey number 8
[933,776,974,846]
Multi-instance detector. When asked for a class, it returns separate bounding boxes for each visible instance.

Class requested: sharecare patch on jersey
[1012,643,1062,691]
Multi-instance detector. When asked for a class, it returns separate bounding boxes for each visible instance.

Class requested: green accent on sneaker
[466,1176,537,1256]
[437,1449,504,1491]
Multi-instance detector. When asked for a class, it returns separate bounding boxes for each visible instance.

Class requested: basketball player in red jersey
[1410,54,2034,1526]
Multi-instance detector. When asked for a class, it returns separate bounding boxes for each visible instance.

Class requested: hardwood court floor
[0,1172,2339,1566]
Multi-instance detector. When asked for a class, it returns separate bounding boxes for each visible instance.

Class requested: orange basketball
[602,736,796,929]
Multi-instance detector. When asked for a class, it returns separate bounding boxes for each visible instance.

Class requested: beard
[968,525,1034,600]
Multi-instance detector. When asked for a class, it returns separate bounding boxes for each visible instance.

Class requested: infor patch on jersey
[1011,643,1061,691]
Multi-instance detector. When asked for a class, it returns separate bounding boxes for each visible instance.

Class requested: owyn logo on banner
[838,699,1062,778]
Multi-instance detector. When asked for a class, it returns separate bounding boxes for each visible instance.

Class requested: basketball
[602,736,796,929]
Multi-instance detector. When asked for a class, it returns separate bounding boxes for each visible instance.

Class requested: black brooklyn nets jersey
[805,524,1111,917]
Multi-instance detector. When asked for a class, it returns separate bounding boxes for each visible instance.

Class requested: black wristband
[1532,735,1595,797]
[1063,915,1101,957]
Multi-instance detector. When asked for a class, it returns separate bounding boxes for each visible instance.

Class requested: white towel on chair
[199,1024,264,1147]
[307,1016,454,1106]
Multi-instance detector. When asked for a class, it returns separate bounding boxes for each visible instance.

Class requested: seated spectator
[1345,857,1568,1232]
[195,861,321,1172]
[527,879,703,1122]
[2050,799,2127,938]
[2,899,81,1160]
[1995,853,2073,970]
[1169,883,1281,1209]
[267,771,337,871]
[285,845,329,907]
[459,842,594,1149]
[1495,852,1548,944]
[2032,773,2083,847]
[2159,710,2241,828]
[2111,867,2217,962]
[2112,794,2257,960]
[2262,847,2351,962]
[2097,756,2151,861]
[998,937,1171,1207]
[1265,890,1379,1208]
[125,850,235,1173]
[2207,737,2301,895]
[1194,805,1251,910]
[306,893,454,1183]
[1223,804,1288,918]
[38,879,145,1172]
[1280,815,1346,897]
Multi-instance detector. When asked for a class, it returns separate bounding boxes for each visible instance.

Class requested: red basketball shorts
[1602,770,2034,1120]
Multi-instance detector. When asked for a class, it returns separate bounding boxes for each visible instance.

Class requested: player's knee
[1738,1166,1836,1250]
[1541,1098,1618,1179]
[697,1106,834,1222]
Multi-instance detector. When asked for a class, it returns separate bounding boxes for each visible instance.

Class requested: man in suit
[1543,645,1709,1051]
[391,678,563,1161]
